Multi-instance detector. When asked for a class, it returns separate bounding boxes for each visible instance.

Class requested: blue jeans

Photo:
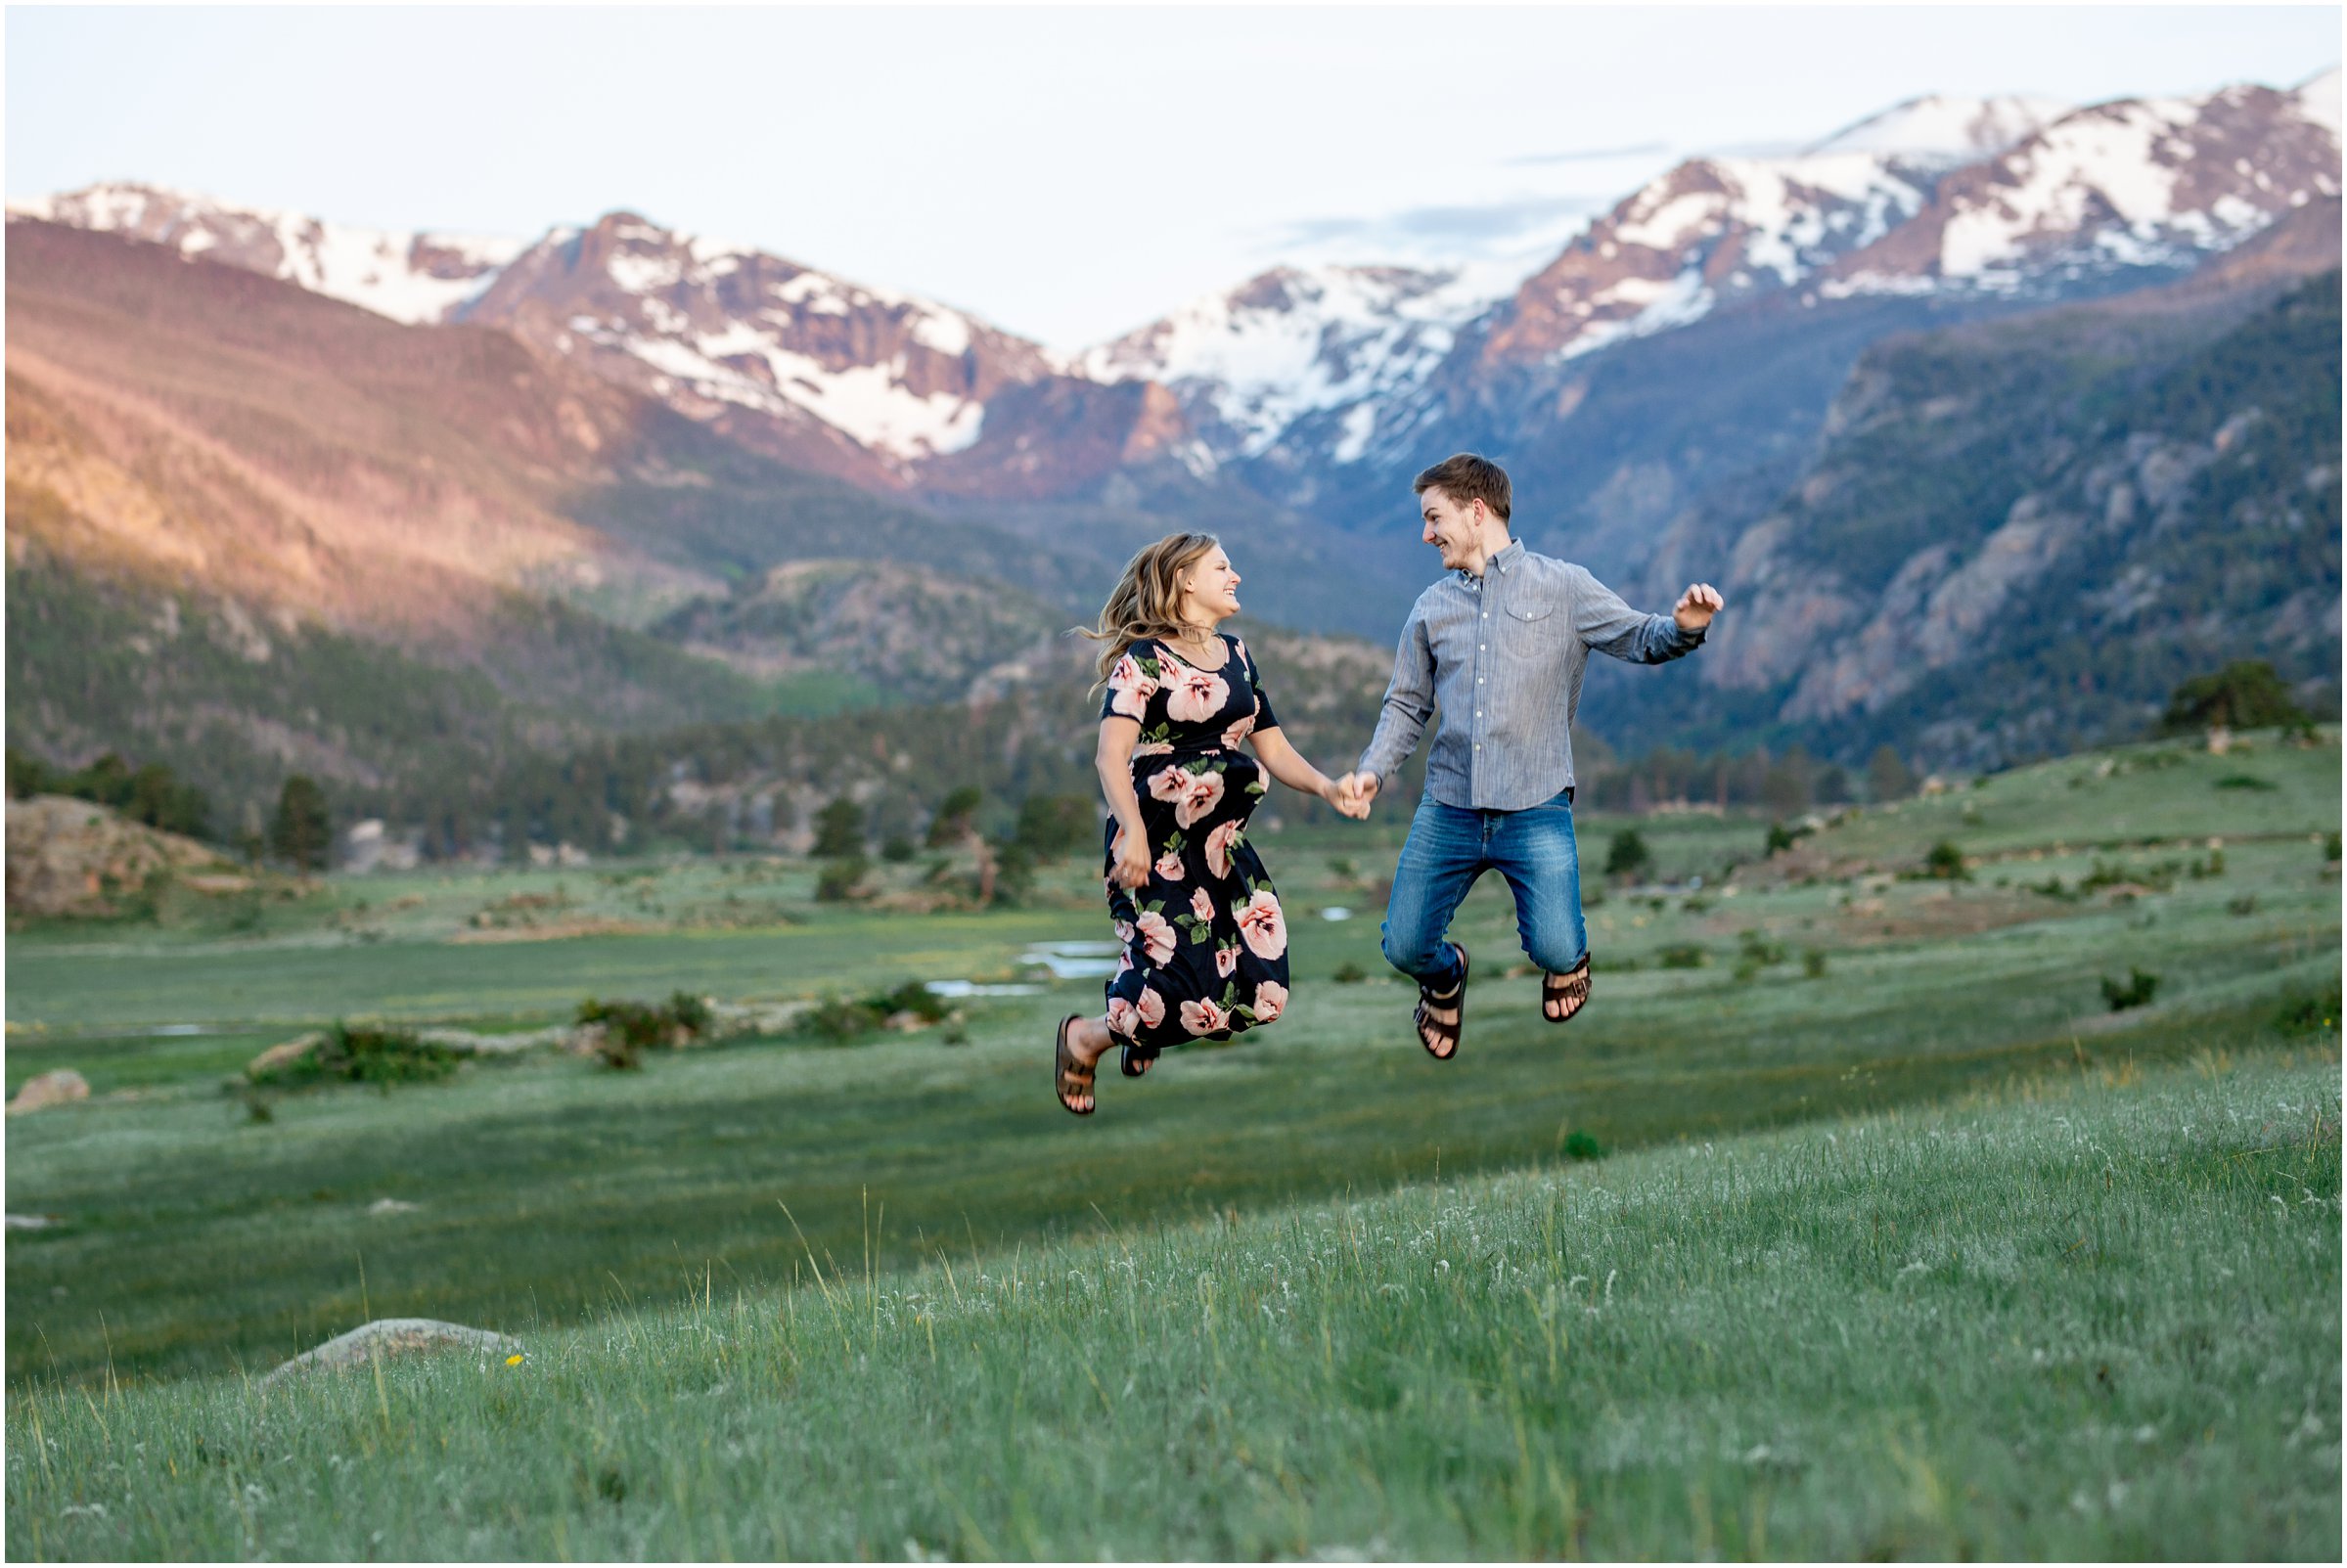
[1380,787,1586,991]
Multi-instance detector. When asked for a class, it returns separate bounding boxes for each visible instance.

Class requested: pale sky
[7,4,2339,348]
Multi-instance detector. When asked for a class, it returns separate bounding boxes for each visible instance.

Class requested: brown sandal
[1415,943,1468,1060]
[1543,955,1591,1024]
[1055,1014,1095,1114]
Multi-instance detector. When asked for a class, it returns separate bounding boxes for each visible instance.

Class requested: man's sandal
[1415,943,1469,1060]
[1055,1014,1095,1114]
[1542,955,1592,1024]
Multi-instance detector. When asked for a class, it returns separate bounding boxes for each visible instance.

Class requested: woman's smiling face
[1181,546,1241,623]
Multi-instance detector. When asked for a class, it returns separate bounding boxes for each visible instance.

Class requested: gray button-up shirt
[1356,539,1705,811]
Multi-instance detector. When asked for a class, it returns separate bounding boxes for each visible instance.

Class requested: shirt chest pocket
[1500,600,1565,657]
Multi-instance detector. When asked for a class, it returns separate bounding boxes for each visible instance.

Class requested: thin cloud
[1254,193,1605,252]
[1500,141,1671,166]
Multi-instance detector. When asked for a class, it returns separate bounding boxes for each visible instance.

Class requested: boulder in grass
[258,1318,521,1387]
[7,1069,90,1116]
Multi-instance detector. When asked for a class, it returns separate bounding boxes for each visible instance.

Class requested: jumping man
[1332,453,1723,1058]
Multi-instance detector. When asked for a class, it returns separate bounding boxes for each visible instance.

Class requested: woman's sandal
[1118,1043,1154,1078]
[1542,955,1592,1024]
[1055,1014,1096,1115]
[1415,942,1469,1060]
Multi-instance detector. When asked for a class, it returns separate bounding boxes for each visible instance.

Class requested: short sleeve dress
[1098,634,1291,1062]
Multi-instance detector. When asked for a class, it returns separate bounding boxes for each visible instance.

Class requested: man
[1333,453,1722,1058]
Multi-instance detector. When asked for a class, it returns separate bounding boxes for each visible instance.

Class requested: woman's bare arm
[1096,717,1152,887]
[1248,726,1368,819]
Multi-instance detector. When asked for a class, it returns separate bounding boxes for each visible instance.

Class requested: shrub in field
[1603,829,1651,880]
[796,980,950,1043]
[1802,948,1828,978]
[1764,821,1805,856]
[2100,968,2161,1011]
[1558,1128,1605,1161]
[1919,840,1968,880]
[2274,983,2340,1037]
[1331,961,1368,984]
[1733,928,1786,982]
[2214,774,2279,791]
[249,1023,457,1090]
[2325,831,2341,863]
[814,856,871,903]
[1658,944,1706,969]
[575,993,711,1070]
[2226,894,2259,916]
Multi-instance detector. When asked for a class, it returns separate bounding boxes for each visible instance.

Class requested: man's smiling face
[1420,485,1484,571]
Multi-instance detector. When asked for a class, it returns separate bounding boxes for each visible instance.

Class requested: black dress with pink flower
[1099,634,1291,1060]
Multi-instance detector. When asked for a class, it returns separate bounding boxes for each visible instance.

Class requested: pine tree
[271,776,332,872]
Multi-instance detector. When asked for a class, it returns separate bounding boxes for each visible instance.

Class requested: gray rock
[259,1318,520,1387]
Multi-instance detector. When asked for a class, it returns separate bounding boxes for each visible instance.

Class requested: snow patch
[1077,263,1499,457]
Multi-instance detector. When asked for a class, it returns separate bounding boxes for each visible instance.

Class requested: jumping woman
[1054,532,1370,1114]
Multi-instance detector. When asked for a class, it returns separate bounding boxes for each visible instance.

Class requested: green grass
[7,1052,2336,1559]
[6,739,2339,1392]
[3,735,2338,1555]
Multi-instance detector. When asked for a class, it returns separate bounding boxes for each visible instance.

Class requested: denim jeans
[1380,786,1585,991]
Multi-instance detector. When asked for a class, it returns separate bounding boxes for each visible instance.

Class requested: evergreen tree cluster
[6,750,213,839]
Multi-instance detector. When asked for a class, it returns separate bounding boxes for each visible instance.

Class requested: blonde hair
[1078,531,1222,686]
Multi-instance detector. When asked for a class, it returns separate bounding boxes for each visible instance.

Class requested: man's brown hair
[1414,452,1511,522]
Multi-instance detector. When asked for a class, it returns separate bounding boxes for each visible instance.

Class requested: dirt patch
[449,918,660,944]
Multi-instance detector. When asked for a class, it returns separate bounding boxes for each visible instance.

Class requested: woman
[1055,532,1369,1114]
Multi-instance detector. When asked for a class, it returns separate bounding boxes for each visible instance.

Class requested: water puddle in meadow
[925,980,1044,998]
[1018,940,1121,979]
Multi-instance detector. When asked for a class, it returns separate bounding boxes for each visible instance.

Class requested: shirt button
[1479,645,1486,651]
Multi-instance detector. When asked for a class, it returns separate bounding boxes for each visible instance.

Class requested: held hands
[1325,771,1380,820]
[1674,582,1725,633]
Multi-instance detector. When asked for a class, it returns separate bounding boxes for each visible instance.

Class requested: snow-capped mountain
[458,210,1061,477]
[1077,264,1500,463]
[5,182,519,325]
[12,70,2336,510]
[1824,73,2342,295]
[1474,78,2335,370]
[1474,152,1936,367]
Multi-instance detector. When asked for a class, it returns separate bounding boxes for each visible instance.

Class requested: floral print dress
[1099,635,1290,1061]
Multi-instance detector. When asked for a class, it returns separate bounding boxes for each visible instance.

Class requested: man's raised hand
[1674,582,1725,633]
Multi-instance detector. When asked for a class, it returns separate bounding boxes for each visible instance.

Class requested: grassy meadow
[4,729,2339,1557]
